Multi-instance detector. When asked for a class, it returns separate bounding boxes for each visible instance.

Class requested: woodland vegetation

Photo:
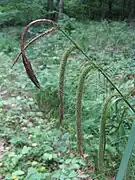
[1,0,135,179]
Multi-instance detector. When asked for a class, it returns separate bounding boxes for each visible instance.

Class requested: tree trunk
[58,0,64,19]
[128,0,135,20]
[47,0,54,19]
[122,0,126,19]
[108,0,112,19]
[100,0,106,20]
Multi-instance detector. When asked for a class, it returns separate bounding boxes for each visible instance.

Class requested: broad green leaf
[43,153,53,160]
[12,170,25,176]
[21,146,31,155]
[25,167,43,180]
[65,159,71,164]
[68,171,77,178]
[43,153,57,160]
[70,163,80,170]
[38,166,46,172]
[52,170,61,178]
[78,174,90,178]
[116,121,135,180]
[27,167,37,175]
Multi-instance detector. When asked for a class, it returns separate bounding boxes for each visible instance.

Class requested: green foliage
[0,0,44,26]
[0,0,135,28]
[1,20,135,179]
[35,87,59,118]
[0,33,19,54]
[64,0,135,20]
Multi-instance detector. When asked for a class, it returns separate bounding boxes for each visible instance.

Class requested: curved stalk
[76,64,94,156]
[58,46,76,125]
[98,93,119,172]
[20,19,58,88]
[12,27,57,68]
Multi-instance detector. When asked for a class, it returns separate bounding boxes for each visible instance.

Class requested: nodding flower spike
[19,19,59,88]
[12,27,57,68]
[22,54,40,88]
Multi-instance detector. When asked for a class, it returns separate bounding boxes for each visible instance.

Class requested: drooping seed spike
[22,54,40,88]
[12,27,57,68]
[19,19,58,88]
[58,46,77,125]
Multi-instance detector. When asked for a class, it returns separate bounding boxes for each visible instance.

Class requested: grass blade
[116,120,135,180]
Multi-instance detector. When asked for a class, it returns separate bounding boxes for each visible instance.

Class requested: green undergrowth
[1,20,135,179]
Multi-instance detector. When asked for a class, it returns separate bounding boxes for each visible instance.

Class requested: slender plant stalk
[98,93,119,172]
[76,64,93,156]
[58,46,76,124]
[99,92,130,172]
[12,27,57,68]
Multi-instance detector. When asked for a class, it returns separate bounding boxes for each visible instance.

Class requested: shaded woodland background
[0,0,135,27]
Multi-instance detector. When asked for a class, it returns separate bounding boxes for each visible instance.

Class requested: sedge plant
[12,19,135,179]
